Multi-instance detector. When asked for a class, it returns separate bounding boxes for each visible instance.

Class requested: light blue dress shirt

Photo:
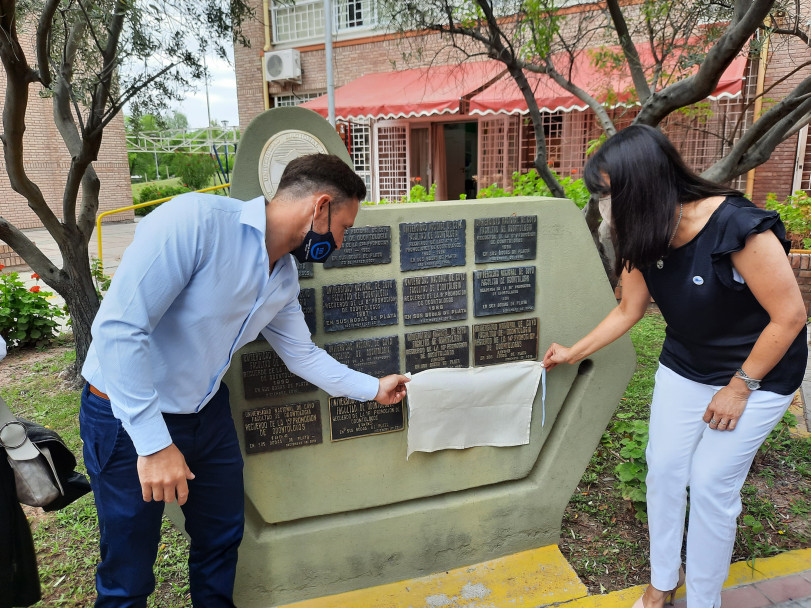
[82,193,379,456]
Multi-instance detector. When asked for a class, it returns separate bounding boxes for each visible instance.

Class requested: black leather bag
[0,396,90,510]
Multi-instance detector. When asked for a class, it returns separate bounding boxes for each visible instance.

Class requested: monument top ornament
[229,107,353,203]
[258,130,328,201]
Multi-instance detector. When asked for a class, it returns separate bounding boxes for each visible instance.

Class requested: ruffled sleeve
[711,198,790,290]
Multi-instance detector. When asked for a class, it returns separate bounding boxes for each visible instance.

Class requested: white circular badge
[258,130,329,201]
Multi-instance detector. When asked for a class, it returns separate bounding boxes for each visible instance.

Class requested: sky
[175,50,240,129]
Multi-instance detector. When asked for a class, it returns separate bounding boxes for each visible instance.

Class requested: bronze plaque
[325,336,400,376]
[322,280,398,332]
[405,326,470,373]
[241,349,316,399]
[242,401,323,454]
[298,288,316,335]
[474,216,537,262]
[323,226,391,268]
[473,266,536,317]
[399,220,466,271]
[295,260,314,278]
[329,397,405,441]
[402,273,467,326]
[473,318,539,366]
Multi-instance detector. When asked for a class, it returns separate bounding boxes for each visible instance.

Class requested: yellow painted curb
[789,390,809,438]
[276,545,588,608]
[275,546,811,608]
[556,548,811,607]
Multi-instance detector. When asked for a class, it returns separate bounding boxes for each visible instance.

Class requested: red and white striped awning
[301,61,506,121]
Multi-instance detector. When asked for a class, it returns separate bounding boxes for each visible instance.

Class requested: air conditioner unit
[263,49,302,83]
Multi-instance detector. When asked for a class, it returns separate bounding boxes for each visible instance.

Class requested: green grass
[130,176,225,201]
[0,343,191,607]
[2,312,808,603]
[130,177,183,200]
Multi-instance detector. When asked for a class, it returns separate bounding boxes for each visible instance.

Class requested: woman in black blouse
[543,125,807,608]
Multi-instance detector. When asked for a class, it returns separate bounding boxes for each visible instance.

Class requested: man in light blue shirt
[80,155,409,607]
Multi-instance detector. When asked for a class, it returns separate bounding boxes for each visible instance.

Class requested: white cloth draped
[405,361,545,458]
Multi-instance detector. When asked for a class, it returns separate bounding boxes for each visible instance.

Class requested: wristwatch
[734,368,761,390]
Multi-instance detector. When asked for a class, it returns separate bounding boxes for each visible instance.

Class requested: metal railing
[95,183,231,271]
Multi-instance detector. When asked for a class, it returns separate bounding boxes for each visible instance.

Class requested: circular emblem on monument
[258,130,329,200]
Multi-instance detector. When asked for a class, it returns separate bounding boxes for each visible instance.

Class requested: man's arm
[90,199,201,503]
[262,292,408,403]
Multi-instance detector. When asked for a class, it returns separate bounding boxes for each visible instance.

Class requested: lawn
[1,311,808,606]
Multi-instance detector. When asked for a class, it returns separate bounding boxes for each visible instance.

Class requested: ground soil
[559,392,811,594]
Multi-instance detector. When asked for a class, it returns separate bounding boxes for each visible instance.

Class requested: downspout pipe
[324,0,336,126]
[262,0,272,111]
[745,20,772,199]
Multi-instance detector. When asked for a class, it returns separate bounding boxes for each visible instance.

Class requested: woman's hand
[542,343,575,370]
[702,384,750,431]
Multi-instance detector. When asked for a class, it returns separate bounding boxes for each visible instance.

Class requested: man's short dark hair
[276,154,366,205]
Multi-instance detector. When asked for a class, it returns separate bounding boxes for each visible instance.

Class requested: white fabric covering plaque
[406,361,545,458]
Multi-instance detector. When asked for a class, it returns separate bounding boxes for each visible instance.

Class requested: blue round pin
[693,276,704,285]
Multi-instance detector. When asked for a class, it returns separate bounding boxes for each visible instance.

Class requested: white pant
[646,364,793,608]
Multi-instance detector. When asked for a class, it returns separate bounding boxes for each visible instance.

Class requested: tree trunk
[56,238,99,377]
[584,194,617,288]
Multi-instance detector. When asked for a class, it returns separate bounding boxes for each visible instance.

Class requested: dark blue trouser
[80,383,244,608]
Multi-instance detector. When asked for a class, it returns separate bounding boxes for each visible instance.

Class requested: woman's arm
[542,267,651,369]
[704,230,807,431]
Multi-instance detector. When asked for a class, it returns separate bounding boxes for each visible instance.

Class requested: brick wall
[0,22,134,265]
[790,252,811,317]
[750,4,811,204]
[234,0,268,132]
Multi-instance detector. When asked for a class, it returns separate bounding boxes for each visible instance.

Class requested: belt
[88,384,110,400]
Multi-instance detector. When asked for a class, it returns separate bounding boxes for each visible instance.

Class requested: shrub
[477,169,591,209]
[0,269,63,348]
[764,191,811,249]
[171,153,217,190]
[135,184,193,216]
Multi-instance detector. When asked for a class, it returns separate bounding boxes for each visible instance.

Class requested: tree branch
[35,0,60,88]
[605,0,652,103]
[0,217,62,283]
[703,78,811,181]
[0,0,62,236]
[637,0,777,125]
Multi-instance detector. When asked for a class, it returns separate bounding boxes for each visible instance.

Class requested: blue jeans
[80,383,244,608]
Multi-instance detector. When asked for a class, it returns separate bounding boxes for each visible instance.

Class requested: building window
[344,120,372,197]
[273,92,324,107]
[376,124,408,201]
[478,116,519,191]
[271,0,379,45]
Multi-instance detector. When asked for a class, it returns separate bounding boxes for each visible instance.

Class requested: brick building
[233,0,811,208]
[0,29,133,268]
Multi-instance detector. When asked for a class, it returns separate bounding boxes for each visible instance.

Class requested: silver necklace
[656,202,683,269]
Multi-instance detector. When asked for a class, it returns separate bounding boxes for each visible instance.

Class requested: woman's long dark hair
[583,125,742,276]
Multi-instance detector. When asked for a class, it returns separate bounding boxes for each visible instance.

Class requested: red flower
[31,273,40,280]
[29,286,41,293]
[415,177,422,182]
[0,264,5,270]
[571,169,578,174]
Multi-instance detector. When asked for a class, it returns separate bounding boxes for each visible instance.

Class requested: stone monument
[218,107,636,606]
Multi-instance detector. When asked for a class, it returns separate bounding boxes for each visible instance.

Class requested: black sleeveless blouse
[641,196,807,395]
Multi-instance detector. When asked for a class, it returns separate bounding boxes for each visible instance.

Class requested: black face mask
[291,201,337,264]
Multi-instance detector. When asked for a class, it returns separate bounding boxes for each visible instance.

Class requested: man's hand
[136,443,195,505]
[375,374,410,405]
